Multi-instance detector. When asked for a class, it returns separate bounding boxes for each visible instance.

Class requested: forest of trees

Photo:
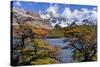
[11,6,97,66]
[12,15,60,65]
[12,24,97,66]
[63,25,97,62]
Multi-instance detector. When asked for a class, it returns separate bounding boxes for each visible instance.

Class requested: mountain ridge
[12,7,54,30]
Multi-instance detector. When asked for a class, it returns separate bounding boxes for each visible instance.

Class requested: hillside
[48,25,97,38]
[12,7,53,30]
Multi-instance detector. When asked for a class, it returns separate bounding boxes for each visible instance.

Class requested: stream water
[13,38,73,63]
[44,38,73,63]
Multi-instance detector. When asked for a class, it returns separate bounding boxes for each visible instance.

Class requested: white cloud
[81,8,97,22]
[39,10,51,19]
[72,9,82,20]
[61,7,75,26]
[15,1,21,7]
[62,7,72,19]
[89,9,97,24]
[40,5,97,27]
[46,4,59,17]
[90,9,97,19]
[61,7,97,26]
[81,8,89,13]
[93,7,97,11]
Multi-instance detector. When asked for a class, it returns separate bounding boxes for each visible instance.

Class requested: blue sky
[11,1,97,14]
[11,1,97,27]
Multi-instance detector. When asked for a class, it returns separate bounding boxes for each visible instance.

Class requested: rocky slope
[12,7,53,30]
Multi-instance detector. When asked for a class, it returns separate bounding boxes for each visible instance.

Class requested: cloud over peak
[46,4,59,17]
[39,4,97,27]
[14,0,22,7]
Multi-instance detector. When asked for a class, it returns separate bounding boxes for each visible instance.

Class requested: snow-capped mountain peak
[39,7,97,27]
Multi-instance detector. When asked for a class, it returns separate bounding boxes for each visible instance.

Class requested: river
[43,38,73,63]
[13,38,73,63]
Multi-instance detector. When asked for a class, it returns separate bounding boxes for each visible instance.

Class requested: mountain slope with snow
[39,5,97,27]
[12,7,53,30]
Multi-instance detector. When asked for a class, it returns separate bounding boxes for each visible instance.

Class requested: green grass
[48,28,64,38]
[48,25,97,38]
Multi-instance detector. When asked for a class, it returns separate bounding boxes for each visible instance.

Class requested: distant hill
[12,7,53,30]
[39,10,97,27]
[48,25,97,38]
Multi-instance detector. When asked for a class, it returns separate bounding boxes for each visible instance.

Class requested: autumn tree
[63,25,97,62]
[12,9,59,65]
[16,38,58,65]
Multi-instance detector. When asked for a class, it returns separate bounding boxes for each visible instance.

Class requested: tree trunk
[22,35,25,49]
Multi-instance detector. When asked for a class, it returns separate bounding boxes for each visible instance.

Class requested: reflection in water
[13,38,73,63]
[44,38,73,63]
